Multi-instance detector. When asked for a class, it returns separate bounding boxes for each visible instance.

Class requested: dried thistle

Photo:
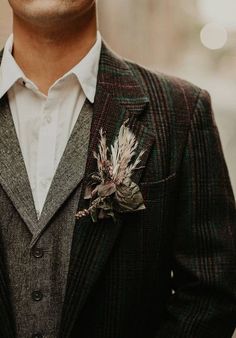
[75,121,146,222]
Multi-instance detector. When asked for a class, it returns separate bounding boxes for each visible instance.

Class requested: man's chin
[10,0,96,28]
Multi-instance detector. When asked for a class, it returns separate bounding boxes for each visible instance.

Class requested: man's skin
[8,0,97,95]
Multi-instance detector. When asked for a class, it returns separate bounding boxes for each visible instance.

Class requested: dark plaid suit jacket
[0,42,235,338]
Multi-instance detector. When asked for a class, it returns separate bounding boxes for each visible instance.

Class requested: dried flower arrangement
[75,121,146,222]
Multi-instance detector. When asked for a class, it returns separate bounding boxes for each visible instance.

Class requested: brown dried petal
[115,178,146,212]
[84,185,93,199]
[97,181,116,197]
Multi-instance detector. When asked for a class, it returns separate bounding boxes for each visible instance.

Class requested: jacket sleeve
[156,89,236,338]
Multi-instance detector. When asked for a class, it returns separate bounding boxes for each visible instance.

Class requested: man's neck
[12,11,97,95]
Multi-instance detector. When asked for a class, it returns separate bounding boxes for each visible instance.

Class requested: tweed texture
[0,42,235,338]
[0,99,93,337]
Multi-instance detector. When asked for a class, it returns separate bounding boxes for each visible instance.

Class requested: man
[0,0,235,337]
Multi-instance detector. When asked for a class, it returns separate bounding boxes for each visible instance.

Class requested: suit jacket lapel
[59,42,155,338]
[0,95,38,232]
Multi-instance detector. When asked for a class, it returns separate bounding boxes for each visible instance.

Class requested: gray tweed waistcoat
[0,97,93,338]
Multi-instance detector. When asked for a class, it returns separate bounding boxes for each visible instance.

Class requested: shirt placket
[36,94,58,218]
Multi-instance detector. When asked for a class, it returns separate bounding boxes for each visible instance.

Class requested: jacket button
[31,333,43,338]
[32,247,44,258]
[31,290,43,301]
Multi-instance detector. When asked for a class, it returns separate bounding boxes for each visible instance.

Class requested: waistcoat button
[32,290,43,301]
[32,247,44,258]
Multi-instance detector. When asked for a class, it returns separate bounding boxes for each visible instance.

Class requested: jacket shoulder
[125,60,204,111]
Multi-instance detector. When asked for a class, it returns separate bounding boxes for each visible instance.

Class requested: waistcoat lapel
[59,42,155,338]
[29,100,93,248]
[0,95,93,247]
[0,94,34,337]
[0,95,38,232]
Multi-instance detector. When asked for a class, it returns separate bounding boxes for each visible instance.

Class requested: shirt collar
[0,34,25,99]
[68,31,102,103]
[0,31,102,103]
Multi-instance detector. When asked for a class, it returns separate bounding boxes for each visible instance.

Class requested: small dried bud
[75,209,90,219]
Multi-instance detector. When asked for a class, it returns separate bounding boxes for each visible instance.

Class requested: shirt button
[32,247,44,258]
[45,115,52,123]
[32,290,43,301]
[31,333,43,338]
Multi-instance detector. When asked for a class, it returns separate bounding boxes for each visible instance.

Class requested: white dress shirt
[0,32,102,218]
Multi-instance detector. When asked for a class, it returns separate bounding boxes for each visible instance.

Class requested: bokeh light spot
[200,23,228,50]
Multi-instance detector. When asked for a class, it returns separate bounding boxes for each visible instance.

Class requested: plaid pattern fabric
[58,43,236,338]
[0,41,235,338]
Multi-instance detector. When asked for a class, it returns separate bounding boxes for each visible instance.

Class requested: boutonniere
[75,121,146,223]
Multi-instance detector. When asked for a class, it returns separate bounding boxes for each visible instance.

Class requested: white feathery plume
[93,129,109,180]
[93,122,145,185]
[110,124,144,184]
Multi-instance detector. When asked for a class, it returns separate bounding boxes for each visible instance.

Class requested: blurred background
[0,0,236,336]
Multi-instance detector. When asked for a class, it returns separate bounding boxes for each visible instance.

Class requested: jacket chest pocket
[139,172,177,203]
[120,172,178,229]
